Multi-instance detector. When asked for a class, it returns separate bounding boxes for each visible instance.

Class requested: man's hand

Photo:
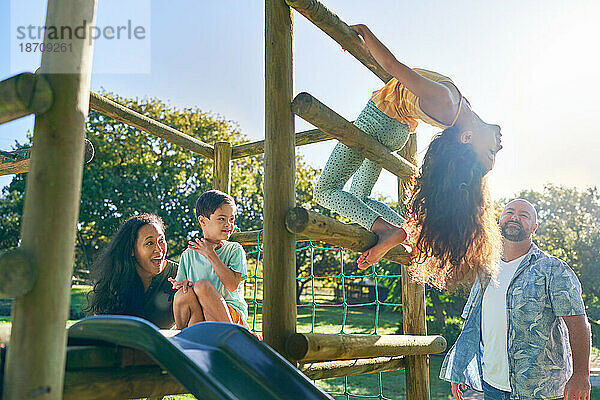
[188,238,221,259]
[564,372,590,400]
[451,382,469,400]
[168,277,193,293]
[562,315,591,400]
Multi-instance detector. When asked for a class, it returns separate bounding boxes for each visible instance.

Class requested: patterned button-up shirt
[439,244,586,399]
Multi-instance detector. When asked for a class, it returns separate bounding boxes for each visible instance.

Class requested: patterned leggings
[313,99,410,230]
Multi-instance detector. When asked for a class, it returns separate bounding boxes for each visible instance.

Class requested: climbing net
[243,233,404,400]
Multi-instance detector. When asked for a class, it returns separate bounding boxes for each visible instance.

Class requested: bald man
[440,199,591,400]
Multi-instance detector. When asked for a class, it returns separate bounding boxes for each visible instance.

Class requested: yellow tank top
[371,68,461,132]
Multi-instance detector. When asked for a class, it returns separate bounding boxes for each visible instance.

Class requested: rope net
[242,232,405,399]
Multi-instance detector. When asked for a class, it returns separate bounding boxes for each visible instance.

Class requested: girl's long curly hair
[85,213,165,316]
[404,126,501,289]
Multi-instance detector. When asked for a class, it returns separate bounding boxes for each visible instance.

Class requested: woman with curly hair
[85,213,178,328]
[313,24,502,287]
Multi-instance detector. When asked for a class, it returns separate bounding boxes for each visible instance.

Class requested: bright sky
[1,0,599,202]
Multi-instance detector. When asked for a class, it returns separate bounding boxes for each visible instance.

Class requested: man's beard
[501,222,528,242]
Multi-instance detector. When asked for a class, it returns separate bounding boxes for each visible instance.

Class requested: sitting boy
[169,190,249,330]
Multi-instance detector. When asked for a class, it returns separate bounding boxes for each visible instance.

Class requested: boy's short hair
[195,190,236,219]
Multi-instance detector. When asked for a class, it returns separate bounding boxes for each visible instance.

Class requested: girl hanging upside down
[313,24,503,288]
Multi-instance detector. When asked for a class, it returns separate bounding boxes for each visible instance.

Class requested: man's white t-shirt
[481,253,527,391]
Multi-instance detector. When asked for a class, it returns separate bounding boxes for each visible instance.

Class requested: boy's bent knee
[173,288,196,303]
[173,287,197,307]
[193,279,217,296]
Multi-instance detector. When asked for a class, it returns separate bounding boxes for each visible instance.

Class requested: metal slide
[68,315,332,400]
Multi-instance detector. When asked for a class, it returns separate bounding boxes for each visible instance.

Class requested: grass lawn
[2,286,600,399]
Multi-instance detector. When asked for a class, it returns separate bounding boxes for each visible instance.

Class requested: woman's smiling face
[133,222,167,277]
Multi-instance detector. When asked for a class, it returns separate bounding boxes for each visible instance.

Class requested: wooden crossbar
[300,356,406,380]
[287,333,446,362]
[0,73,53,125]
[0,139,94,176]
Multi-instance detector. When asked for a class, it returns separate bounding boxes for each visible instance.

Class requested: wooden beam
[284,0,391,83]
[64,345,157,370]
[0,72,53,125]
[2,0,97,398]
[397,133,418,211]
[300,356,406,380]
[263,0,297,359]
[0,139,94,176]
[229,230,262,245]
[292,92,417,181]
[89,92,214,159]
[285,206,411,265]
[231,128,332,159]
[401,266,430,400]
[229,230,310,245]
[64,367,186,400]
[398,133,431,400]
[286,333,446,362]
[213,141,232,193]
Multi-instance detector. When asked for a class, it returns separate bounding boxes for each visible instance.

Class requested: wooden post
[292,92,417,180]
[2,1,97,399]
[213,141,232,193]
[401,266,430,400]
[263,0,296,358]
[285,206,411,264]
[398,133,430,400]
[397,133,417,214]
[0,72,53,125]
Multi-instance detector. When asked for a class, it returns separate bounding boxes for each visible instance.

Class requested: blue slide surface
[68,315,332,400]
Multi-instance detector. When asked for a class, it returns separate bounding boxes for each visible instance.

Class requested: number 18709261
[18,42,72,52]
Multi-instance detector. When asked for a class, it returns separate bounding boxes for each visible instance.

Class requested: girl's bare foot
[357,217,407,269]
